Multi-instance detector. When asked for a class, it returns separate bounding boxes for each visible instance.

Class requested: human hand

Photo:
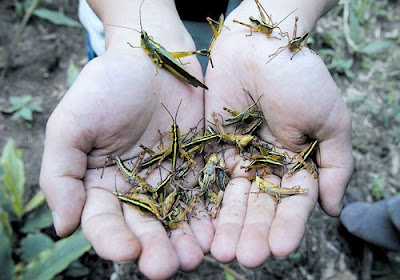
[40,4,213,278]
[203,0,354,267]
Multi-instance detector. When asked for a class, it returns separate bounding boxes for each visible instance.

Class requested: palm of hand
[204,25,353,267]
[41,49,209,278]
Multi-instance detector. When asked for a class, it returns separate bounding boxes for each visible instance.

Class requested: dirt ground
[1,0,399,279]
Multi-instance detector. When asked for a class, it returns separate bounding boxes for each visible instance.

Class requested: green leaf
[6,95,42,126]
[359,39,393,55]
[24,191,45,214]
[348,7,361,44]
[28,104,43,113]
[66,62,80,87]
[17,230,92,280]
[9,96,32,110]
[18,107,33,122]
[64,260,90,277]
[0,211,14,280]
[17,232,54,262]
[224,271,235,280]
[0,139,25,218]
[33,8,81,27]
[21,204,53,233]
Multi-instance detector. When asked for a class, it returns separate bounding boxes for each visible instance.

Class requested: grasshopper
[211,111,254,150]
[207,189,224,218]
[233,0,296,39]
[198,153,221,192]
[206,14,228,68]
[255,175,308,203]
[222,90,264,128]
[287,140,319,178]
[267,16,313,63]
[113,154,155,194]
[241,153,285,171]
[108,0,208,90]
[147,101,195,173]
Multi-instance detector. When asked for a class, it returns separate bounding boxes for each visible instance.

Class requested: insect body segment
[131,30,209,89]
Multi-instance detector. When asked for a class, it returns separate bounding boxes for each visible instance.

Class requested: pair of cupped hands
[40,2,354,279]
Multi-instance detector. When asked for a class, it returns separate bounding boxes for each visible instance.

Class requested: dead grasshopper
[167,196,199,229]
[115,185,193,230]
[241,153,285,171]
[198,153,222,192]
[113,154,155,194]
[287,140,319,179]
[267,16,314,63]
[108,0,208,89]
[222,91,264,126]
[233,0,296,39]
[207,189,224,218]
[115,192,162,220]
[206,14,228,68]
[141,101,195,174]
[215,155,230,192]
[255,175,308,204]
[211,111,254,150]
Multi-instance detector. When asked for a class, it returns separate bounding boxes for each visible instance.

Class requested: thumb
[40,108,89,236]
[318,130,354,216]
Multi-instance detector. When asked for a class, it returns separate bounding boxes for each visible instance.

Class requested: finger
[40,113,88,237]
[236,175,279,268]
[189,201,215,253]
[122,204,179,280]
[268,169,318,257]
[210,177,251,263]
[318,133,354,216]
[170,223,204,272]
[81,188,141,262]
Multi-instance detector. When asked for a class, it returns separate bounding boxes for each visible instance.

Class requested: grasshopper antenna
[139,0,146,31]
[274,8,298,27]
[106,24,141,34]
[161,99,182,123]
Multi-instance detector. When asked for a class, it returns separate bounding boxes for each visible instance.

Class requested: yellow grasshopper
[287,140,319,179]
[205,13,227,68]
[108,0,208,89]
[267,16,314,63]
[233,0,296,39]
[255,175,308,204]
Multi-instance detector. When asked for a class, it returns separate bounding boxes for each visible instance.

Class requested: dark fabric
[340,195,400,251]
[175,0,229,21]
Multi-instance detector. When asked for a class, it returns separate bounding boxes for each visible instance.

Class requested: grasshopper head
[238,135,254,147]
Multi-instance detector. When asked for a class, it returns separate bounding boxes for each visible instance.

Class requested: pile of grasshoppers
[105,0,319,231]
[105,89,318,231]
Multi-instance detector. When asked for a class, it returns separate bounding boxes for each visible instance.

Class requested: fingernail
[52,211,60,235]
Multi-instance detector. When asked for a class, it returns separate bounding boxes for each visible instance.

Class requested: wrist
[87,0,195,53]
[234,0,338,35]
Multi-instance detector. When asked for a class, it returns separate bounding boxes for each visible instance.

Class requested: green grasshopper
[108,0,208,90]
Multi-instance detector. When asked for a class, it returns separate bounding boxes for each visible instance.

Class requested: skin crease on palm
[39,0,354,279]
